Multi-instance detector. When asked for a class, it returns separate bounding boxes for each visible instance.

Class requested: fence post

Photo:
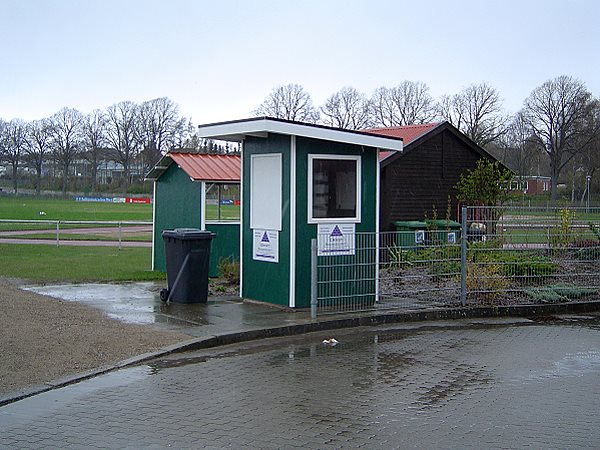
[460,207,467,306]
[118,222,122,250]
[56,221,60,247]
[311,238,318,319]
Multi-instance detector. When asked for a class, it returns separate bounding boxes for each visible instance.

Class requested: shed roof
[197,116,404,152]
[145,152,241,182]
[363,123,442,161]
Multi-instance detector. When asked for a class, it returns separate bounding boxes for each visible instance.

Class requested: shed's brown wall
[380,129,485,230]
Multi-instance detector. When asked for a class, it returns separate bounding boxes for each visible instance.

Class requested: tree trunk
[550,153,560,203]
[36,167,42,197]
[91,164,97,193]
[11,162,18,195]
[62,162,70,198]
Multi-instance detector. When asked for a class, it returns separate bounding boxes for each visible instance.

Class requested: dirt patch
[0,278,189,396]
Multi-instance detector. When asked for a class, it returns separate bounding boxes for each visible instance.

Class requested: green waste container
[160,228,215,304]
[425,220,462,244]
[394,221,428,250]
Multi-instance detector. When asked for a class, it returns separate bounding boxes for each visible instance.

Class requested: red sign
[126,197,152,204]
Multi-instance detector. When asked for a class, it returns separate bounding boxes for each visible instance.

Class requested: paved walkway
[2,316,600,448]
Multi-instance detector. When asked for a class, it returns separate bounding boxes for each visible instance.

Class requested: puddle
[24,282,210,326]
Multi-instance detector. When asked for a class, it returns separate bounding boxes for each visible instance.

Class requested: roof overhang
[197,117,404,152]
[145,153,173,181]
[145,152,241,182]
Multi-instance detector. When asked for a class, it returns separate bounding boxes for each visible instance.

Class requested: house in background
[521,176,551,195]
[145,152,241,277]
[365,121,498,230]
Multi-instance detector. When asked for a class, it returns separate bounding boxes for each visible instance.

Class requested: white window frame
[307,154,361,224]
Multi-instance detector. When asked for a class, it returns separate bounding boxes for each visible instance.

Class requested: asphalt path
[0,226,152,247]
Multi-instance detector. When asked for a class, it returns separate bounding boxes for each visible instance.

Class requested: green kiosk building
[146,152,241,277]
[198,117,403,309]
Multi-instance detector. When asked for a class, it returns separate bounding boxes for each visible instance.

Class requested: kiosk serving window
[205,183,240,221]
[308,154,361,223]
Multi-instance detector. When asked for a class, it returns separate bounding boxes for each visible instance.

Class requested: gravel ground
[0,278,190,396]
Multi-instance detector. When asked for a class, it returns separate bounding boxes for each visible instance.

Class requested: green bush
[570,240,600,261]
[468,246,558,283]
[217,256,240,285]
[526,284,598,303]
[418,244,461,280]
[500,253,559,278]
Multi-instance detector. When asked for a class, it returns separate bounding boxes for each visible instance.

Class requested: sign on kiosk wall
[317,223,356,256]
[252,229,279,263]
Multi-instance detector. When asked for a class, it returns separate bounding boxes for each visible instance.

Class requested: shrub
[466,256,509,304]
[500,253,559,279]
[526,284,598,303]
[468,245,558,283]
[570,240,600,261]
[217,256,240,285]
[387,245,415,268]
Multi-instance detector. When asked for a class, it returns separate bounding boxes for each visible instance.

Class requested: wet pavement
[2,316,600,448]
[25,282,310,337]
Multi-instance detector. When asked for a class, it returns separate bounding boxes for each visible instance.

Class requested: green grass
[0,244,164,283]
[1,233,152,242]
[0,197,152,221]
[204,204,240,221]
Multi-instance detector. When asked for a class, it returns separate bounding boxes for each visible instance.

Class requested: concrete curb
[2,300,600,408]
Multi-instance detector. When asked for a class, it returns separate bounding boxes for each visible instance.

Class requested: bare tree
[0,119,7,173]
[575,99,600,203]
[105,101,140,189]
[320,87,372,129]
[50,107,84,196]
[522,75,596,201]
[499,111,544,177]
[138,97,182,169]
[170,117,195,150]
[3,119,29,194]
[438,83,507,147]
[371,81,437,127]
[253,84,319,123]
[27,118,53,196]
[82,110,108,192]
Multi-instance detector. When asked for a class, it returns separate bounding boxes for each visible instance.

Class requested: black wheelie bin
[160,228,215,303]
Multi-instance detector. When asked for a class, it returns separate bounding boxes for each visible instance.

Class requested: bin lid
[162,228,215,240]
[394,221,427,229]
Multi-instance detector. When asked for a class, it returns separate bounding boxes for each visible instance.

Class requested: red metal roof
[169,152,240,182]
[363,123,441,160]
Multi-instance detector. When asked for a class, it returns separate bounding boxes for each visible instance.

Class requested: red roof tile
[169,152,240,182]
[363,123,440,161]
[364,123,440,145]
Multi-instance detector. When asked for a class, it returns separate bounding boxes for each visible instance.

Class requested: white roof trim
[198,118,403,152]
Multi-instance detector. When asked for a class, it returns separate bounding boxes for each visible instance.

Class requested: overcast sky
[1,0,599,125]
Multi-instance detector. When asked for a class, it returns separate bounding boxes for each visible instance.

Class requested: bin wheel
[159,289,169,302]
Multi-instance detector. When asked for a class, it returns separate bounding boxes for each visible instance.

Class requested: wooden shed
[365,121,497,230]
[146,152,241,277]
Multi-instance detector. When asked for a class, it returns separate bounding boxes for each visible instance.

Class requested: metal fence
[0,219,152,248]
[311,206,600,317]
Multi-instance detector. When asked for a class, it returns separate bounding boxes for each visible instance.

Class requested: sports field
[0,197,152,222]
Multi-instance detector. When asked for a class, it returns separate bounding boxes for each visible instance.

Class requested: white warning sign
[253,229,279,263]
[317,223,356,256]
